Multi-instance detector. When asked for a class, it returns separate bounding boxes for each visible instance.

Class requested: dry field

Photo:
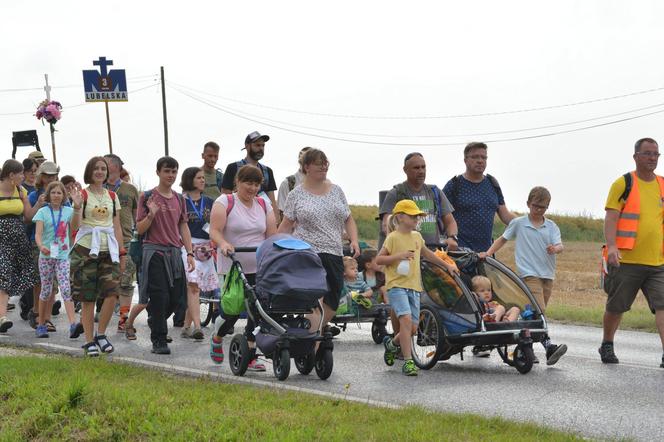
[494,242,656,332]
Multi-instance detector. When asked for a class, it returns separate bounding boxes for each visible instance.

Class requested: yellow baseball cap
[392,199,426,216]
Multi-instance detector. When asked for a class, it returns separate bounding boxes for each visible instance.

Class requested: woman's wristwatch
[186,251,194,257]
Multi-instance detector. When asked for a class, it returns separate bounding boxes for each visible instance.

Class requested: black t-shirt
[221,160,277,194]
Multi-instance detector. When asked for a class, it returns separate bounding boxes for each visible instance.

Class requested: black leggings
[215,273,256,342]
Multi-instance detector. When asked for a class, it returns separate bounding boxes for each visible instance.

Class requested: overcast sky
[2,1,663,218]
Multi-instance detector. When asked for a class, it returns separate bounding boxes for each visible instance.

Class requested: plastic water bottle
[396,259,410,275]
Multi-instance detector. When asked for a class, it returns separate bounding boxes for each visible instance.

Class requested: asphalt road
[1,299,663,441]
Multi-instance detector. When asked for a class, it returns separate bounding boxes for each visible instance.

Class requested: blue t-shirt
[502,215,562,280]
[443,175,505,252]
[185,195,213,240]
[33,205,74,260]
[28,190,71,242]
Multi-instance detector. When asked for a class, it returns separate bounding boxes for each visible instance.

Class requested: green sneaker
[383,335,399,366]
[402,359,418,376]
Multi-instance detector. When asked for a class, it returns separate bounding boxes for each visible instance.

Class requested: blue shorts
[387,287,420,324]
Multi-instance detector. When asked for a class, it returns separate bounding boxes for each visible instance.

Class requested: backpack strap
[107,190,117,217]
[485,174,504,201]
[225,193,234,216]
[81,188,116,218]
[256,196,267,214]
[619,172,632,203]
[216,169,224,190]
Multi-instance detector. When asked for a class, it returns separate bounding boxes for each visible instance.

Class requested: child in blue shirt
[33,181,83,339]
[481,186,567,366]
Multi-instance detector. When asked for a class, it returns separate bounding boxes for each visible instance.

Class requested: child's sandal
[125,326,137,341]
[83,341,99,357]
[94,334,114,354]
[209,336,224,364]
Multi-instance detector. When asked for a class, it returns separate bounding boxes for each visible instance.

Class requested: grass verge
[0,355,582,441]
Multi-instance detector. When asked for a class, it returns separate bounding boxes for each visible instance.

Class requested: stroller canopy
[256,234,329,306]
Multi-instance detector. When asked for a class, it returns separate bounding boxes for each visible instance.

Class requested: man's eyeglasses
[637,151,660,158]
[531,203,548,210]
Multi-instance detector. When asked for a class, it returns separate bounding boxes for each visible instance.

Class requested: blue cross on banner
[82,57,128,102]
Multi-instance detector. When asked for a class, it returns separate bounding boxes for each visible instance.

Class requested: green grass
[0,355,582,442]
[350,205,605,243]
[546,304,657,333]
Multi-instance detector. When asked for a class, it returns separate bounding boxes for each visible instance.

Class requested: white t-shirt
[215,193,272,275]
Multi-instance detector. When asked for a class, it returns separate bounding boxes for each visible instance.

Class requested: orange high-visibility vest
[615,171,664,250]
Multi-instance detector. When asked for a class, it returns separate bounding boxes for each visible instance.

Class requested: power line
[0,83,160,116]
[168,79,664,120]
[168,83,664,146]
[167,82,664,139]
[0,75,158,94]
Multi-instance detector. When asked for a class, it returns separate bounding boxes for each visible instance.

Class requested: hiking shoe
[209,336,224,364]
[35,324,49,338]
[247,358,267,372]
[546,344,568,366]
[0,316,13,333]
[472,345,492,358]
[181,328,193,339]
[28,311,38,329]
[383,335,399,367]
[192,328,204,341]
[69,323,84,339]
[402,359,418,376]
[599,342,619,364]
[51,300,61,316]
[83,342,99,357]
[151,344,171,355]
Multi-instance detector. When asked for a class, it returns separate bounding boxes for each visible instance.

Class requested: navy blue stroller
[227,234,334,381]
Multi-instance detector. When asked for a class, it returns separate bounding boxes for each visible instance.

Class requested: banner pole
[105,100,113,153]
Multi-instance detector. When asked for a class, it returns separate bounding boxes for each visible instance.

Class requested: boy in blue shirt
[481,186,568,366]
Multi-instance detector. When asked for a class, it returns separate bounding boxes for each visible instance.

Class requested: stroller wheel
[371,320,389,345]
[273,348,291,381]
[294,351,315,375]
[411,306,444,370]
[228,334,250,376]
[512,344,535,375]
[315,349,333,380]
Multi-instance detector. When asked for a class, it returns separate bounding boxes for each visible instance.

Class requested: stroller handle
[227,246,258,264]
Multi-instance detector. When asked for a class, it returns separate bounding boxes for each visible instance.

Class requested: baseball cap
[104,153,124,166]
[243,131,270,147]
[392,199,426,216]
[28,150,45,160]
[37,161,60,176]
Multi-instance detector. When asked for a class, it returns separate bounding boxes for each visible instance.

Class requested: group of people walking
[0,134,662,372]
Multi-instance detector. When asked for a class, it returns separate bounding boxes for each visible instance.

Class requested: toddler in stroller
[219,234,335,381]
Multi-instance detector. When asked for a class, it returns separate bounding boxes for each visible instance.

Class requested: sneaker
[151,343,171,355]
[383,335,399,367]
[69,323,84,339]
[117,316,127,333]
[83,341,99,357]
[181,328,193,339]
[247,358,267,372]
[324,325,341,336]
[28,311,38,329]
[0,316,13,333]
[402,359,418,376]
[599,342,619,364]
[35,324,49,338]
[7,303,15,311]
[166,335,173,343]
[546,344,568,366]
[192,328,204,341]
[209,336,224,364]
[51,300,61,316]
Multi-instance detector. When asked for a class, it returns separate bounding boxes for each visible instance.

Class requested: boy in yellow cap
[376,199,458,376]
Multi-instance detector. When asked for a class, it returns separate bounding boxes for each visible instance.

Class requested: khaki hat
[392,199,426,216]
[36,161,60,175]
[28,150,45,160]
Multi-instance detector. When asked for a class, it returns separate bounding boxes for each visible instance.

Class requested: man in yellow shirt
[602,137,664,368]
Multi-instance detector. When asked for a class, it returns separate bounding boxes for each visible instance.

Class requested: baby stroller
[413,250,549,374]
[226,235,334,381]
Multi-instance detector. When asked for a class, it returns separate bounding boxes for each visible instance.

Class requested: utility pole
[105,101,113,153]
[161,66,169,156]
[43,74,57,163]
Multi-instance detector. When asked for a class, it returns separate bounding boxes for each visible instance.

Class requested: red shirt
[137,189,187,248]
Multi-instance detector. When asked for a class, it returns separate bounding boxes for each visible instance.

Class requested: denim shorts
[387,287,421,324]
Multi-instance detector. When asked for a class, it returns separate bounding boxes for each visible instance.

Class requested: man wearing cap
[28,150,46,166]
[220,131,279,220]
[25,161,66,329]
[379,152,458,250]
[104,154,139,333]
